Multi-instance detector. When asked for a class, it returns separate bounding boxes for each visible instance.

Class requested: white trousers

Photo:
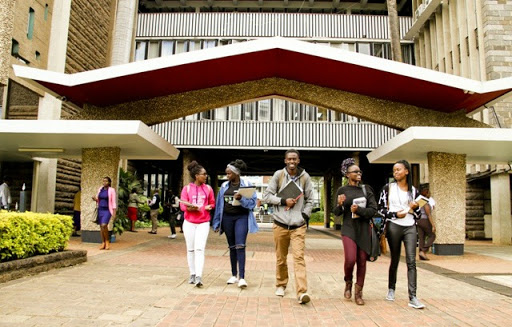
[182,220,210,277]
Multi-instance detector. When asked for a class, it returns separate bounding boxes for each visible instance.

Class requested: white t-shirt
[388,183,415,227]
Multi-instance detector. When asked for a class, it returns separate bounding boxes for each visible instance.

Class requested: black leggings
[386,223,417,299]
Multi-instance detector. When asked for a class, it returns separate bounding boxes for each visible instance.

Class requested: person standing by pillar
[333,158,377,305]
[377,160,425,309]
[262,149,313,304]
[180,161,215,287]
[148,189,161,234]
[417,183,436,261]
[0,176,12,210]
[92,177,117,250]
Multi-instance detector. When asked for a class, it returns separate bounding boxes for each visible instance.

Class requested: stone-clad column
[428,152,466,255]
[81,147,120,243]
[110,0,138,66]
[490,173,512,245]
[0,0,15,86]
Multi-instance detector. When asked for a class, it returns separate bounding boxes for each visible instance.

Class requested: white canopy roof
[0,120,179,162]
[367,127,512,164]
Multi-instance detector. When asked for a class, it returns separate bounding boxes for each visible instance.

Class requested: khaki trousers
[273,223,307,297]
[150,209,159,232]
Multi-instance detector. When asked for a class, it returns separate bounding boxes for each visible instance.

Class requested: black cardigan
[333,184,377,255]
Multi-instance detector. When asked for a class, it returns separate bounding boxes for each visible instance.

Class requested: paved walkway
[1,225,511,326]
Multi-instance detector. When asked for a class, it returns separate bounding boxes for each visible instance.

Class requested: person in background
[128,188,144,232]
[72,187,81,236]
[0,176,12,210]
[148,189,161,234]
[417,183,436,261]
[333,158,377,305]
[180,160,215,287]
[377,160,424,309]
[213,159,258,289]
[92,176,117,250]
[262,149,313,304]
[164,189,180,239]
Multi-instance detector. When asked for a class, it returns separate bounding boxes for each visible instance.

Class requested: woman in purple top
[92,176,117,250]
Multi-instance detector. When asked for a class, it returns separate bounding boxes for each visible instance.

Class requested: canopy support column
[81,147,120,243]
[490,173,512,245]
[428,151,466,255]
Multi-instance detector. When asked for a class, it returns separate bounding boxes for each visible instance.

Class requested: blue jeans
[222,214,249,279]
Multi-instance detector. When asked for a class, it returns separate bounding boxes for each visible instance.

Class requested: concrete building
[1,0,511,248]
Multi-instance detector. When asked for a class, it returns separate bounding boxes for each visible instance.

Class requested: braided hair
[340,158,356,176]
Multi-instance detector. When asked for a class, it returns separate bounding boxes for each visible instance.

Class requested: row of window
[185,99,361,123]
[135,38,414,64]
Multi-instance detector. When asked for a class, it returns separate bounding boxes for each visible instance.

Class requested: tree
[387,0,403,62]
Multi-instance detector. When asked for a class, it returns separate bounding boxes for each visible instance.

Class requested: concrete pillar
[182,150,193,188]
[323,173,332,228]
[490,173,512,245]
[110,0,138,65]
[428,152,466,255]
[332,174,342,230]
[81,147,120,243]
[31,0,71,213]
[0,0,15,86]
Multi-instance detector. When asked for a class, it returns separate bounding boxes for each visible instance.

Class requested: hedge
[0,211,73,262]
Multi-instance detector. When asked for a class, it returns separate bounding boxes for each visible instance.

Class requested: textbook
[407,195,429,213]
[352,196,367,218]
[178,199,198,208]
[277,180,303,200]
[231,187,256,206]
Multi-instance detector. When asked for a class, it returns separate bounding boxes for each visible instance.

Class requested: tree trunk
[387,0,403,62]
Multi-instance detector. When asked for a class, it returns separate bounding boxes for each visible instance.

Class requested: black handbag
[367,218,381,262]
[92,207,100,224]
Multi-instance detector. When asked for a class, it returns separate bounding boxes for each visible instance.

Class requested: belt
[274,220,305,230]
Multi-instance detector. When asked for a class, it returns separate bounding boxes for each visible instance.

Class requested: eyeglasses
[348,170,363,174]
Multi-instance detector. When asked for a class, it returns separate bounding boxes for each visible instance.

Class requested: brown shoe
[419,251,429,261]
[354,284,364,305]
[344,281,352,299]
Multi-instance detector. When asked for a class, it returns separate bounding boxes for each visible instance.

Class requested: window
[11,39,19,56]
[257,100,271,121]
[27,8,35,40]
[44,4,49,21]
[317,107,328,121]
[161,41,174,57]
[228,104,242,120]
[357,43,371,55]
[175,41,186,54]
[288,102,301,121]
[134,41,147,61]
[214,107,227,120]
[272,99,286,121]
[187,41,197,52]
[203,40,217,49]
[200,110,211,120]
[243,102,256,120]
[184,114,197,120]
[35,51,40,60]
[303,105,315,121]
[147,41,160,59]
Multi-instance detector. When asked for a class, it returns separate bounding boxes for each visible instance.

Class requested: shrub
[309,210,334,225]
[0,211,73,262]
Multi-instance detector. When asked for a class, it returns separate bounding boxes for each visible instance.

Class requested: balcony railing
[151,120,399,150]
[137,12,413,40]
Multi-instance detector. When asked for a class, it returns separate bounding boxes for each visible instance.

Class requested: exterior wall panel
[152,120,398,150]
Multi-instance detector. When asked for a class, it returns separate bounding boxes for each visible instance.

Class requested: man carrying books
[262,149,313,304]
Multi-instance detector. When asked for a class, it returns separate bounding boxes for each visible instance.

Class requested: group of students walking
[92,149,436,309]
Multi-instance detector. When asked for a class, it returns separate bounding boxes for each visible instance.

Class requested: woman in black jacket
[377,159,424,309]
[333,158,377,305]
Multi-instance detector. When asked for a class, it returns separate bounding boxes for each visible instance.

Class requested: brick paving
[0,225,511,326]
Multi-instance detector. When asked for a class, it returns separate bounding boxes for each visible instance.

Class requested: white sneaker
[168,234,177,239]
[238,279,248,288]
[275,286,285,297]
[226,276,238,284]
[408,297,425,309]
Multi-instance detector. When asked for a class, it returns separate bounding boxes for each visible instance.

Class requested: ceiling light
[18,148,65,153]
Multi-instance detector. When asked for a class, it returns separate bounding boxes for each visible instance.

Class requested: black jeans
[222,213,249,279]
[386,222,418,299]
[417,219,436,252]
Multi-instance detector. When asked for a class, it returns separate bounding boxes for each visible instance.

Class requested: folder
[277,180,302,199]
